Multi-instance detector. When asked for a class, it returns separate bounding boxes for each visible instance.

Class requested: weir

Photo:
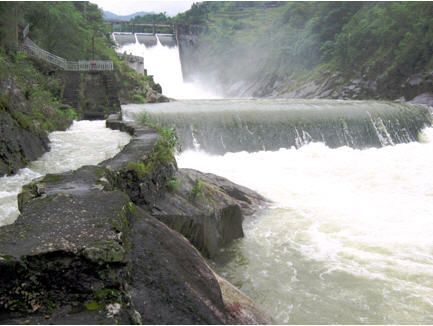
[112,32,177,48]
[127,99,432,154]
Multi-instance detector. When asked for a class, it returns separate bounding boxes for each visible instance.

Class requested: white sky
[90,0,198,16]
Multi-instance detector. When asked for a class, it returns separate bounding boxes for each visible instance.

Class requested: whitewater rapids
[0,120,130,226]
[177,127,433,324]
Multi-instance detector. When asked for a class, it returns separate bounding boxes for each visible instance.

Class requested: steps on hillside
[104,73,121,110]
[62,72,81,108]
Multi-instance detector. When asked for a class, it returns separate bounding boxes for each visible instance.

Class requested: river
[0,120,130,226]
[118,34,433,324]
[123,100,433,324]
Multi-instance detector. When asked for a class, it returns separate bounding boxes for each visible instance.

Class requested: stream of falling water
[118,35,220,99]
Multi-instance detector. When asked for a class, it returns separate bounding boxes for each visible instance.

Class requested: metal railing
[22,33,113,71]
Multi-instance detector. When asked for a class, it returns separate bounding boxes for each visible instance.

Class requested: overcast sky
[91,0,197,16]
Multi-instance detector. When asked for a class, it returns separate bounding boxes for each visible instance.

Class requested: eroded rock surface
[0,115,270,324]
[152,168,267,258]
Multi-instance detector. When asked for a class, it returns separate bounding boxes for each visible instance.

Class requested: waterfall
[123,99,432,154]
[115,33,219,99]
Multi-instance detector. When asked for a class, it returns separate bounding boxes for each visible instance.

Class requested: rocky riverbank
[0,115,271,324]
[0,77,73,177]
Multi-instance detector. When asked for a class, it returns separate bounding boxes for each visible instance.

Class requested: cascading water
[123,101,433,324]
[123,99,431,153]
[117,34,219,99]
[0,120,130,226]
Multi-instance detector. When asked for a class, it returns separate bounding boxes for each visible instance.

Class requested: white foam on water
[0,120,131,226]
[119,38,220,99]
[177,127,433,324]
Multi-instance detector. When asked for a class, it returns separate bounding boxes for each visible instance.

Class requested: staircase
[22,37,113,71]
[21,24,121,119]
[104,73,121,110]
[62,72,81,108]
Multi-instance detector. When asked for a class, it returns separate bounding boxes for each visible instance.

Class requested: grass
[190,179,205,200]
[132,93,146,104]
[166,178,180,192]
[126,161,151,179]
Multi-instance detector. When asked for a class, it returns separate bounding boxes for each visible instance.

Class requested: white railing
[65,60,114,71]
[23,38,67,69]
[22,24,29,39]
[22,37,113,71]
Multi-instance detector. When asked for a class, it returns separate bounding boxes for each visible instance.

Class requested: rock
[0,150,270,324]
[215,274,273,324]
[0,79,50,176]
[128,206,231,324]
[102,118,177,209]
[106,116,267,258]
[146,88,170,103]
[407,74,424,87]
[0,165,133,323]
[151,168,267,258]
[0,116,271,324]
[409,92,433,108]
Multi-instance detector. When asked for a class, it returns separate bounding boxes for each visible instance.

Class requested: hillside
[0,2,162,175]
[103,10,153,21]
[176,2,433,101]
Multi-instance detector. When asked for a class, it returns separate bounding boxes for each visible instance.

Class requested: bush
[126,161,151,179]
[132,93,146,104]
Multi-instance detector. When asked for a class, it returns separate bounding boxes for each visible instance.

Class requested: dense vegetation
[0,1,158,133]
[176,1,433,99]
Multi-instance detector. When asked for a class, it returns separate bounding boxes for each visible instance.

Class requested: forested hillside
[176,2,433,100]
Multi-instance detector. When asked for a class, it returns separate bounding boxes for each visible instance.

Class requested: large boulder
[105,116,268,258]
[151,168,267,258]
[409,92,433,108]
[0,116,272,324]
[0,163,270,324]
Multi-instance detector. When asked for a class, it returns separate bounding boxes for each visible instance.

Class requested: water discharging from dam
[117,34,219,99]
[123,100,433,324]
[0,121,130,226]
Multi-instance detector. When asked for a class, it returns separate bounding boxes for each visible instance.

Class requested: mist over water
[0,121,130,226]
[118,36,220,99]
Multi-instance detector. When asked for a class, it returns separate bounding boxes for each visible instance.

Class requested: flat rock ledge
[0,114,271,324]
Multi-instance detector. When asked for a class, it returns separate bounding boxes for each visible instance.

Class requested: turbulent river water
[124,100,433,324]
[0,120,130,226]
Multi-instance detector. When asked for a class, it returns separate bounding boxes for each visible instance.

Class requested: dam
[115,31,433,323]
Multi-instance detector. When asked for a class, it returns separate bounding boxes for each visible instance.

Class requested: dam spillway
[112,32,177,48]
[114,31,220,99]
[123,99,432,153]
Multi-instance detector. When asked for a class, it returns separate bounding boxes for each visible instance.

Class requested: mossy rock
[82,240,126,264]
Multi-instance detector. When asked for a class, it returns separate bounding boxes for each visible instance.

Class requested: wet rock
[103,117,177,209]
[146,88,170,103]
[151,168,267,258]
[409,92,433,108]
[0,79,50,176]
[128,206,231,324]
[0,117,271,324]
[0,162,269,325]
[0,166,132,323]
[215,274,273,324]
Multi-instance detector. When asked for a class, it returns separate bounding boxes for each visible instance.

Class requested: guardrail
[22,35,113,71]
